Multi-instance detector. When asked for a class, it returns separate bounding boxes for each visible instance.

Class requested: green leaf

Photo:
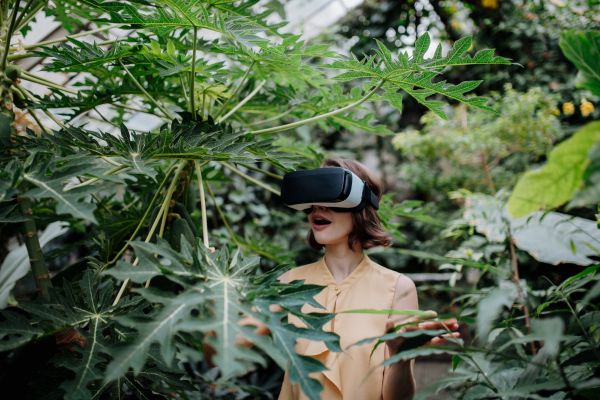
[477,288,514,342]
[508,121,600,218]
[56,318,106,400]
[109,1,267,47]
[452,354,462,372]
[0,311,43,352]
[320,34,511,118]
[35,39,139,73]
[24,159,100,224]
[560,30,600,97]
[383,82,403,114]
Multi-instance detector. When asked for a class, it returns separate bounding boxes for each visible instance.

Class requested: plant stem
[13,0,35,31]
[213,60,255,119]
[27,108,46,135]
[112,161,186,304]
[23,23,123,49]
[509,237,536,355]
[242,164,283,180]
[103,163,176,270]
[205,180,241,248]
[1,0,20,71]
[101,156,123,167]
[190,27,198,118]
[15,0,44,31]
[118,59,174,119]
[217,80,266,123]
[66,165,131,191]
[250,80,385,135]
[220,161,281,195]
[180,74,191,113]
[18,196,52,299]
[19,72,78,94]
[194,161,209,248]
[14,82,64,128]
[147,162,187,287]
[247,106,296,127]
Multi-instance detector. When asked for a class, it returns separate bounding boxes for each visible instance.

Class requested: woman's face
[308,205,354,247]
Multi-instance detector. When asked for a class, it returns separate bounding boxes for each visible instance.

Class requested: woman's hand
[384,310,460,358]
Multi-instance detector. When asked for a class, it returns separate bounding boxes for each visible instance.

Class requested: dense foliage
[0,1,599,400]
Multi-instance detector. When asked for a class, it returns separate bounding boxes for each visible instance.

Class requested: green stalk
[180,74,191,113]
[18,196,52,299]
[12,0,35,31]
[14,82,64,128]
[1,0,20,71]
[65,165,131,191]
[220,161,281,196]
[23,23,123,49]
[103,163,177,270]
[112,161,186,304]
[214,60,255,119]
[20,72,78,94]
[190,27,198,118]
[250,80,385,136]
[217,80,266,123]
[205,180,241,248]
[242,164,283,180]
[194,161,209,248]
[11,85,47,134]
[14,0,44,31]
[247,106,297,127]
[118,59,174,119]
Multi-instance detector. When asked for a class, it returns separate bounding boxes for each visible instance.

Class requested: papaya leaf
[0,311,43,352]
[24,159,100,224]
[35,39,140,73]
[508,121,600,218]
[109,1,267,47]
[320,34,511,119]
[55,317,107,400]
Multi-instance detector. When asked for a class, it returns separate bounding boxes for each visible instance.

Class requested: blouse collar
[317,253,372,292]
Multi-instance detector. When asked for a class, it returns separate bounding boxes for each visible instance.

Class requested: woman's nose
[313,205,327,212]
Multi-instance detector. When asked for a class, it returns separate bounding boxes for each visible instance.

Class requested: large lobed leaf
[320,34,511,119]
[508,121,600,218]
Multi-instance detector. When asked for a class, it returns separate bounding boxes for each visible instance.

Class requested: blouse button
[334,287,339,291]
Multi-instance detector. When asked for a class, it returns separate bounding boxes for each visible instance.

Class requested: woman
[276,157,459,400]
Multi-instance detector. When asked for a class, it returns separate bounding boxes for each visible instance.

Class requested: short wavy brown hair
[307,157,392,251]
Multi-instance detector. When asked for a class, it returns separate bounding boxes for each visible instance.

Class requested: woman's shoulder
[277,260,321,284]
[367,256,403,280]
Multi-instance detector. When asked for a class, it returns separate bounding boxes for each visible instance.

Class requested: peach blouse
[278,254,402,400]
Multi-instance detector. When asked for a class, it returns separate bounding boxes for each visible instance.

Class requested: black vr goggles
[280,167,380,213]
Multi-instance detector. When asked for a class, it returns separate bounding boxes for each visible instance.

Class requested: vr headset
[280,167,380,213]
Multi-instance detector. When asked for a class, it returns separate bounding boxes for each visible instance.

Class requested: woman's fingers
[386,318,395,332]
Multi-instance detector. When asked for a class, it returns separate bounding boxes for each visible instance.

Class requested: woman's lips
[312,214,331,231]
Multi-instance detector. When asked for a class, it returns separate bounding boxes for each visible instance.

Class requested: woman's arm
[382,276,460,400]
[382,275,418,400]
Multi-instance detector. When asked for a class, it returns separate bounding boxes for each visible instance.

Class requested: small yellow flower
[563,102,575,115]
[482,0,499,8]
[581,99,595,117]
[551,107,561,116]
[464,249,473,257]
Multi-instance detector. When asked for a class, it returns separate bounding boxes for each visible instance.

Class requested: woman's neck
[324,241,364,283]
